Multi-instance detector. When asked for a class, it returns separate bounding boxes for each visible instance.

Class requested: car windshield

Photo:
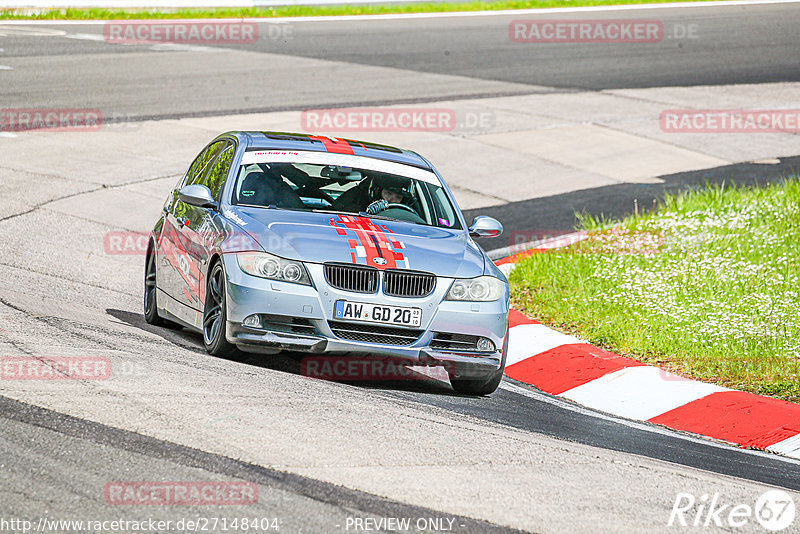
[231,156,461,229]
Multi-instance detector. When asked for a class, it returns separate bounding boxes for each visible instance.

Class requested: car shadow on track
[467,155,800,246]
[106,308,460,396]
[106,308,208,354]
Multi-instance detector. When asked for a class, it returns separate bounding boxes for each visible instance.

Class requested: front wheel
[203,261,239,358]
[450,368,504,396]
[449,334,508,396]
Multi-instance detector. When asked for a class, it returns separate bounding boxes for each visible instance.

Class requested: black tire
[144,248,180,329]
[449,334,508,396]
[203,261,239,358]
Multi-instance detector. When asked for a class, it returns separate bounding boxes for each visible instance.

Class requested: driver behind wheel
[366,185,404,215]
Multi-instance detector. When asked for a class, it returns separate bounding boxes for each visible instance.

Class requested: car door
[176,140,236,312]
[159,140,226,310]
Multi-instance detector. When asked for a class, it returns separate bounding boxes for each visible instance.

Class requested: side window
[430,185,458,228]
[187,141,226,186]
[203,143,235,200]
[171,141,226,218]
[183,153,203,187]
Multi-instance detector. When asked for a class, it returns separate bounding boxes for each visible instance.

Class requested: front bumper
[221,255,508,373]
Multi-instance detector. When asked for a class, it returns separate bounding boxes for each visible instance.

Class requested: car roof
[226,131,432,170]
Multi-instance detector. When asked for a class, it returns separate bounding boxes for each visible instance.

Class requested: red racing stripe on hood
[329,215,408,270]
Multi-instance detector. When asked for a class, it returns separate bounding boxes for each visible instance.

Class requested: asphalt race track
[1,2,800,532]
[3,3,800,117]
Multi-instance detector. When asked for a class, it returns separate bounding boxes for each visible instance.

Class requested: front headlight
[445,276,504,302]
[236,252,311,286]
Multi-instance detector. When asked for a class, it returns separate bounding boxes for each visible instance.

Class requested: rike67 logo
[669,490,796,531]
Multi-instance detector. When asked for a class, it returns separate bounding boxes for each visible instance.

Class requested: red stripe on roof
[310,136,355,155]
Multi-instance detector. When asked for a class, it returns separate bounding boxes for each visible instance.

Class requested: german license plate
[334,300,422,327]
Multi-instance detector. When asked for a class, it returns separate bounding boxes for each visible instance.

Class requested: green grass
[0,0,716,20]
[509,179,800,403]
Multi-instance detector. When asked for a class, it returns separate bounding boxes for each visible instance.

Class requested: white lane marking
[560,366,730,421]
[767,434,800,459]
[0,26,66,36]
[506,323,586,366]
[0,65,13,70]
[62,32,105,41]
[0,132,18,138]
[147,43,221,53]
[0,0,798,25]
[62,32,223,52]
[499,380,800,466]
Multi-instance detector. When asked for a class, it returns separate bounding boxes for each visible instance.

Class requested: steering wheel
[380,203,418,215]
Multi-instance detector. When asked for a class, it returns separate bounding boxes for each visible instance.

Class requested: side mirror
[178,184,216,209]
[469,216,503,238]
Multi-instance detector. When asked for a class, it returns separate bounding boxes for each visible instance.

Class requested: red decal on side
[330,215,408,270]
[161,222,202,302]
[310,135,355,155]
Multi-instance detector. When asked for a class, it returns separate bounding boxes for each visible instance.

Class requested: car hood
[229,206,486,278]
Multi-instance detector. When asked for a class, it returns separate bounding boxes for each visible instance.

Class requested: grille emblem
[372,257,387,265]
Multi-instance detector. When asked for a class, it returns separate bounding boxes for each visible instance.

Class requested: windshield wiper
[311,208,409,224]
[357,211,404,222]
[237,203,285,210]
[310,209,344,215]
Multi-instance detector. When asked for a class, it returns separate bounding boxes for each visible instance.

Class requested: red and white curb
[495,234,800,460]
